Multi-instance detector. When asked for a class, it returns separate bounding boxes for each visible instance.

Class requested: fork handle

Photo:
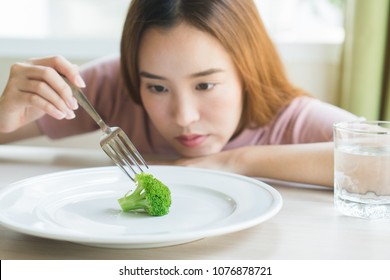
[63,77,110,133]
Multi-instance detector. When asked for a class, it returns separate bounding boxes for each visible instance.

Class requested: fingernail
[68,97,79,110]
[52,109,66,119]
[66,110,76,119]
[75,75,86,88]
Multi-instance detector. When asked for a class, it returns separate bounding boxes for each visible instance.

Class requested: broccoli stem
[118,190,146,212]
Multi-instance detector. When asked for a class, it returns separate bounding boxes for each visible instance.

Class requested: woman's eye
[147,85,167,93]
[196,83,215,91]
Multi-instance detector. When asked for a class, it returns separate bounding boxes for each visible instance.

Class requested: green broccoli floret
[118,172,171,216]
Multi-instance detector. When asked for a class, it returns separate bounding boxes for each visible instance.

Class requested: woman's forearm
[235,142,334,187]
[171,142,335,187]
[0,122,43,144]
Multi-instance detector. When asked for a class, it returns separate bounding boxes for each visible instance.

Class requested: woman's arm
[0,122,42,144]
[171,142,334,187]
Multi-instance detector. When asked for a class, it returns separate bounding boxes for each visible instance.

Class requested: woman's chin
[175,145,221,158]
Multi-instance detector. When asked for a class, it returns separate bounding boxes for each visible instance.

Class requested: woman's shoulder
[80,54,120,81]
[282,96,359,122]
[225,96,360,147]
[78,54,127,101]
[276,96,360,143]
[77,55,141,129]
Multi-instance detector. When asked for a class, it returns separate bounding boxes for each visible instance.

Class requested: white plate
[0,166,282,248]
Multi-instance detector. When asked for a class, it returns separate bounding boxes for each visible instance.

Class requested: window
[256,0,344,44]
[0,0,49,38]
[0,0,129,58]
[0,0,344,42]
[0,0,128,39]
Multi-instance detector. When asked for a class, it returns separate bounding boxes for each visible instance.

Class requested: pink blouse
[37,55,359,156]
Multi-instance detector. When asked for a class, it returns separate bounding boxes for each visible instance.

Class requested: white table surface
[1,145,390,260]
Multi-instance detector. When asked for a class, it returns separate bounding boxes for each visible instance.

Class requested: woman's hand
[0,55,85,133]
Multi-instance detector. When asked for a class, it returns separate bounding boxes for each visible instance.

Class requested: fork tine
[101,143,137,181]
[117,131,149,169]
[110,137,143,173]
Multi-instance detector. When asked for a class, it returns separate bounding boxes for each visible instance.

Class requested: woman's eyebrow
[139,68,225,80]
[191,68,225,78]
[139,71,166,80]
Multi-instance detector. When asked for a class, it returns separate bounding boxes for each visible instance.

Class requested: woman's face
[138,22,243,157]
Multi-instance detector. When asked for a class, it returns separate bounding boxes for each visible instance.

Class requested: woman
[0,0,358,186]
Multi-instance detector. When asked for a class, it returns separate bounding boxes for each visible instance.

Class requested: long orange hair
[121,0,307,128]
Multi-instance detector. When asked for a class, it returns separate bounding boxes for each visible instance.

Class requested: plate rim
[0,166,283,247]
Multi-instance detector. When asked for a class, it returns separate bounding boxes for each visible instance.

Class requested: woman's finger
[27,55,86,88]
[23,93,68,120]
[18,63,79,111]
[17,79,76,119]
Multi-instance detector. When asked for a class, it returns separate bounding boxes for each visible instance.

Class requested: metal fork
[63,77,148,181]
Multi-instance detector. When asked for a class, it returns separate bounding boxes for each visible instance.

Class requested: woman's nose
[172,95,200,128]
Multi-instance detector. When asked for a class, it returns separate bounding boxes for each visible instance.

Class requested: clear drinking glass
[333,120,390,219]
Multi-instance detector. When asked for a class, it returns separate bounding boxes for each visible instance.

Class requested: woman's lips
[175,134,207,148]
